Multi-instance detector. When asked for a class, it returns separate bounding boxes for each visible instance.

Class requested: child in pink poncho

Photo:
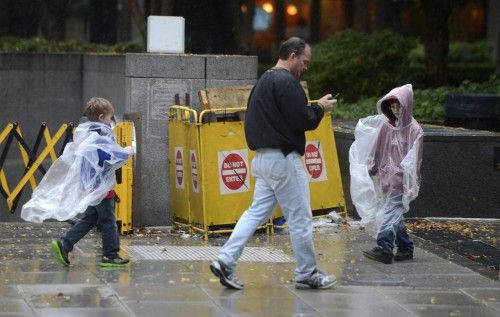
[349,84,423,264]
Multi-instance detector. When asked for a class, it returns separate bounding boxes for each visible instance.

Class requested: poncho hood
[377,84,413,127]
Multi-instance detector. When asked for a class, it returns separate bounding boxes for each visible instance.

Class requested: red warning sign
[220,152,248,191]
[218,150,250,194]
[174,147,184,188]
[305,143,323,180]
[190,150,198,192]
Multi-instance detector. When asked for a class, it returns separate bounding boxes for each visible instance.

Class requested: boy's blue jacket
[21,121,131,223]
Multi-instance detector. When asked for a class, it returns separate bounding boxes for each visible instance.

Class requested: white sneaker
[210,260,244,290]
[295,269,336,289]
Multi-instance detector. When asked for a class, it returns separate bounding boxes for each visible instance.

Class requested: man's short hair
[278,37,307,60]
[84,97,114,121]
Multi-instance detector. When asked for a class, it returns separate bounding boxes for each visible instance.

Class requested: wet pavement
[407,218,499,280]
[0,221,499,316]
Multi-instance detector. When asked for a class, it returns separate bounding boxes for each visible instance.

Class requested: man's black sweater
[244,68,325,156]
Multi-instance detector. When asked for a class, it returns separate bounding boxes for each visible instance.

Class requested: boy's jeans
[376,195,414,254]
[218,149,317,281]
[62,197,120,259]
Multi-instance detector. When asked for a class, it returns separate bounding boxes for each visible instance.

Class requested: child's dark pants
[61,197,119,259]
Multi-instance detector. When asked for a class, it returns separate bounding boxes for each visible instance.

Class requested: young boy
[349,84,423,264]
[21,97,133,267]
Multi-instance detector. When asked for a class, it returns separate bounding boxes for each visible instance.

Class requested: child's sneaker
[100,256,130,267]
[363,246,393,264]
[210,260,244,290]
[394,249,413,261]
[295,269,337,289]
[50,239,70,266]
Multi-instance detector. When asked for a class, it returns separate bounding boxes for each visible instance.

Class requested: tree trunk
[345,0,354,29]
[352,0,371,33]
[0,0,41,37]
[275,0,285,45]
[419,0,452,85]
[117,0,132,42]
[40,0,69,40]
[129,0,147,43]
[487,0,500,71]
[310,0,321,43]
[174,0,238,54]
[149,0,174,15]
[374,0,400,31]
[89,0,118,44]
[234,0,255,54]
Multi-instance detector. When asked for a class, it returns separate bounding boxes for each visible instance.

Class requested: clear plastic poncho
[349,84,423,235]
[21,121,131,223]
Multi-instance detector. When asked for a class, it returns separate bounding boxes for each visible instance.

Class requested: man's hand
[318,94,337,112]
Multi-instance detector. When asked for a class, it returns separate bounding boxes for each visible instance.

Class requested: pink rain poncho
[349,84,423,234]
[21,121,131,223]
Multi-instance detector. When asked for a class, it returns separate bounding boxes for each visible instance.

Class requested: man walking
[210,37,337,290]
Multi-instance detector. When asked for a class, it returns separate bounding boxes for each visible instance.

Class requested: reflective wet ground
[0,221,498,316]
[407,218,499,279]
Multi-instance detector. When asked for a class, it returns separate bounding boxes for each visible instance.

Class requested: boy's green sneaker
[50,239,70,266]
[100,256,129,267]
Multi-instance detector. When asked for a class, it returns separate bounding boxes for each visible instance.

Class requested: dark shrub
[305,30,417,102]
[0,36,144,53]
[334,75,500,123]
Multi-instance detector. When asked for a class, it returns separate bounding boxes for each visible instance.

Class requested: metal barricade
[168,102,346,239]
[114,121,135,234]
[0,123,73,213]
[168,106,197,229]
[271,109,347,231]
[192,107,266,239]
[1,121,135,235]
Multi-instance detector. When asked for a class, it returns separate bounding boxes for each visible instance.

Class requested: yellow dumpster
[168,85,346,238]
[271,110,347,228]
[189,108,267,239]
[168,106,197,229]
[114,121,135,234]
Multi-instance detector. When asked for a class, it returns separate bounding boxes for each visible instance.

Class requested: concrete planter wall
[0,53,257,225]
[125,54,257,227]
[334,123,500,218]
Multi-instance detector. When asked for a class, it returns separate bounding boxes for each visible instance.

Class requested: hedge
[333,75,500,123]
[0,36,144,53]
[305,30,417,102]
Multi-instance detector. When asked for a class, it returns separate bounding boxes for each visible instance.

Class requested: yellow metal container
[305,112,346,214]
[190,109,257,237]
[168,105,346,238]
[168,107,197,228]
[114,121,135,234]
[271,112,347,224]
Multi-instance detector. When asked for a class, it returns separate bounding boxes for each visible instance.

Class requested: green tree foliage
[408,41,495,85]
[334,75,500,122]
[305,30,417,102]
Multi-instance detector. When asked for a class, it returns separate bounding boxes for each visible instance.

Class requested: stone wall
[125,54,257,226]
[334,124,500,218]
[0,53,85,221]
[0,53,257,225]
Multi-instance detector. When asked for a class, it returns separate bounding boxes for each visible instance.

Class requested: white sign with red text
[304,141,327,182]
[174,147,185,189]
[218,150,250,194]
[190,150,199,193]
